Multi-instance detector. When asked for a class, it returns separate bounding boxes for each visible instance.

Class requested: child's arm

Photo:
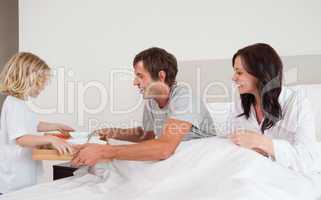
[16,135,74,155]
[37,121,74,132]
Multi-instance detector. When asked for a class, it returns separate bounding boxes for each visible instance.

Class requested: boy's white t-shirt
[0,95,43,193]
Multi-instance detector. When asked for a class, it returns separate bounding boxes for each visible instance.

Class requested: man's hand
[71,144,113,167]
[95,128,114,141]
[95,127,151,143]
[229,130,273,157]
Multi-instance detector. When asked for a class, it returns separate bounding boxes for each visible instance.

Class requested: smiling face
[133,61,168,99]
[232,56,259,95]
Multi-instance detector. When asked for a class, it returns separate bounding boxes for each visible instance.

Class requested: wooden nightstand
[52,162,78,180]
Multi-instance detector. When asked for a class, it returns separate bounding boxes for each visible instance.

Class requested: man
[72,47,216,166]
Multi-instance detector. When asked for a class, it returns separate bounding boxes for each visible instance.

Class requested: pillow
[207,102,233,136]
[291,84,321,142]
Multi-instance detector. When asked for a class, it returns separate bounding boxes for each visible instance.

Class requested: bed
[1,137,320,200]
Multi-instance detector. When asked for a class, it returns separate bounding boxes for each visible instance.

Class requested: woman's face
[232,56,259,95]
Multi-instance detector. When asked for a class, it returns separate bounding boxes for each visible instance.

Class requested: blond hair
[0,52,50,99]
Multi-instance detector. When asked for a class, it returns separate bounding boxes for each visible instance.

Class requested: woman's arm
[230,131,274,157]
[231,97,321,173]
[270,97,321,173]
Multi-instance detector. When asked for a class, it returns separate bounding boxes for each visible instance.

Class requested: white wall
[19,0,321,131]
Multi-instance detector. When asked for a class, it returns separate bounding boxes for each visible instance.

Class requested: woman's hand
[45,135,74,155]
[229,130,274,157]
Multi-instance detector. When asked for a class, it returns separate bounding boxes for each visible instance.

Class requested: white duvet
[1,137,319,200]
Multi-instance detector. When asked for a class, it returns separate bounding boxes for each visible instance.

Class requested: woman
[229,43,321,173]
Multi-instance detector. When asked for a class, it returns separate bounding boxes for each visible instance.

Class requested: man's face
[133,61,166,99]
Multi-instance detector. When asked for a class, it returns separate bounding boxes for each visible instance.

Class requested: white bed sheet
[1,137,318,200]
[309,173,321,200]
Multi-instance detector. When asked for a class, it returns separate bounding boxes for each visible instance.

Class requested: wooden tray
[32,131,105,161]
[32,131,72,160]
[32,148,73,161]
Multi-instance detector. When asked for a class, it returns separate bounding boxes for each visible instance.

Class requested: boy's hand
[46,135,74,155]
[55,123,75,133]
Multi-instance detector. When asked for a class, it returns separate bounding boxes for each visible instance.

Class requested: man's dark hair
[133,47,178,87]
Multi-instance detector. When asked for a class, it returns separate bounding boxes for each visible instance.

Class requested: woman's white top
[229,87,321,174]
[0,96,42,193]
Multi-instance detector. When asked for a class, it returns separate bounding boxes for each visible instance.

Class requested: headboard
[177,54,321,103]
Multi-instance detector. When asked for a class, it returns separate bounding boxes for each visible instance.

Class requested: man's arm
[72,118,192,166]
[98,127,155,143]
[111,118,191,160]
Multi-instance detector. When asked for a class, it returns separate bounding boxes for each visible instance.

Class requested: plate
[69,131,90,139]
